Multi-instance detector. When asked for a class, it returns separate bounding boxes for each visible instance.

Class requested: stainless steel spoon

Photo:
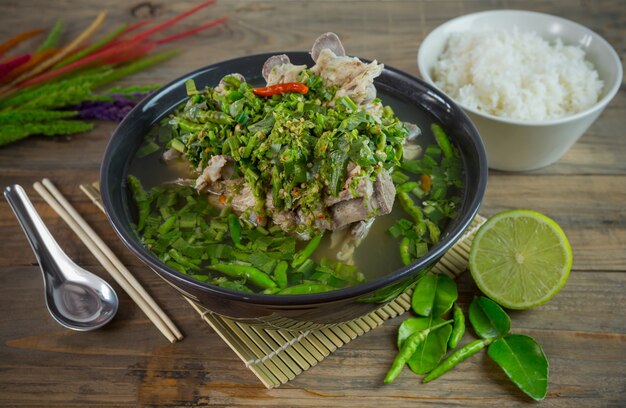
[4,184,118,331]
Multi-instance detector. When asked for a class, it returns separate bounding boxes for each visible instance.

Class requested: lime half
[469,210,572,310]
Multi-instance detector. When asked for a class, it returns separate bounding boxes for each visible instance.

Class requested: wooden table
[0,1,624,406]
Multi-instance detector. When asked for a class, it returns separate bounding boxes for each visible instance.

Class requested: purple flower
[73,92,152,121]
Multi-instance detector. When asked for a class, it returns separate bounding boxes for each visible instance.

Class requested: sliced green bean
[391,170,410,184]
[157,215,176,235]
[397,181,419,193]
[197,110,233,125]
[177,119,203,133]
[274,261,288,288]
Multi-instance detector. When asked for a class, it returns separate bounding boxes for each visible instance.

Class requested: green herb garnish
[165,73,408,238]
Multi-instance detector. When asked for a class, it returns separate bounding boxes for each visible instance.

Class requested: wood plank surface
[0,1,624,406]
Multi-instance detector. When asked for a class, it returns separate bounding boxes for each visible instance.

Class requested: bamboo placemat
[81,182,485,388]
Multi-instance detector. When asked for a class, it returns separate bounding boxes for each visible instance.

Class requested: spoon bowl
[4,184,118,331]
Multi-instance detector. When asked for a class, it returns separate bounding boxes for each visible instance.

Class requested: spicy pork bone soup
[127,33,463,295]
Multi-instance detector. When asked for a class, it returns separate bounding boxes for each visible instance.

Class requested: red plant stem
[93,20,153,54]
[0,54,31,80]
[103,42,156,65]
[155,16,227,44]
[19,40,147,87]
[1,49,56,83]
[121,19,153,36]
[127,0,216,42]
[80,38,148,65]
[0,29,43,57]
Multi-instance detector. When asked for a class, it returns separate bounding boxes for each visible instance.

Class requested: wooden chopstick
[33,179,183,343]
[79,183,106,214]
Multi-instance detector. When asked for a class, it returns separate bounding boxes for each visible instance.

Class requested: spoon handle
[4,184,70,281]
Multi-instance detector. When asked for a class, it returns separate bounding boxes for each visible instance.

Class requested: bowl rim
[101,51,487,306]
[417,9,624,127]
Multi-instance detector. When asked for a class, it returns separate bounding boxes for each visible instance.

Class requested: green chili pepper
[292,233,323,268]
[398,316,454,375]
[422,338,493,383]
[397,192,424,225]
[400,237,412,265]
[431,123,454,159]
[426,219,441,244]
[384,319,453,384]
[448,303,465,349]
[385,331,427,384]
[210,263,277,289]
[127,175,150,232]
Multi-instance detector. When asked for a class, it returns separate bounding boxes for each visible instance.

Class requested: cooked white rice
[432,28,604,121]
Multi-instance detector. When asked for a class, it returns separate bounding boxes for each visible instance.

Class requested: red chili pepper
[253,82,309,97]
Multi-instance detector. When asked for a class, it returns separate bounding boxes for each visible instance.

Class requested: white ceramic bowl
[418,10,623,171]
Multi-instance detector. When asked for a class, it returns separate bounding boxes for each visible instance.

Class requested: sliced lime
[469,210,572,310]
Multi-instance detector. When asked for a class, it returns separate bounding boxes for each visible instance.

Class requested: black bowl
[101,52,487,329]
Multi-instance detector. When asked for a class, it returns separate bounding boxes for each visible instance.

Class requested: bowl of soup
[100,48,487,329]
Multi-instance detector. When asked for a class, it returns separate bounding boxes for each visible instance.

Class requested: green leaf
[37,19,64,52]
[408,324,452,375]
[397,316,452,375]
[469,296,511,339]
[397,317,432,348]
[487,334,549,401]
[0,120,93,146]
[411,273,458,316]
[432,274,457,315]
[0,110,77,125]
[411,275,436,316]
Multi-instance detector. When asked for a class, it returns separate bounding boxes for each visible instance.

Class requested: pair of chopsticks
[33,178,183,343]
